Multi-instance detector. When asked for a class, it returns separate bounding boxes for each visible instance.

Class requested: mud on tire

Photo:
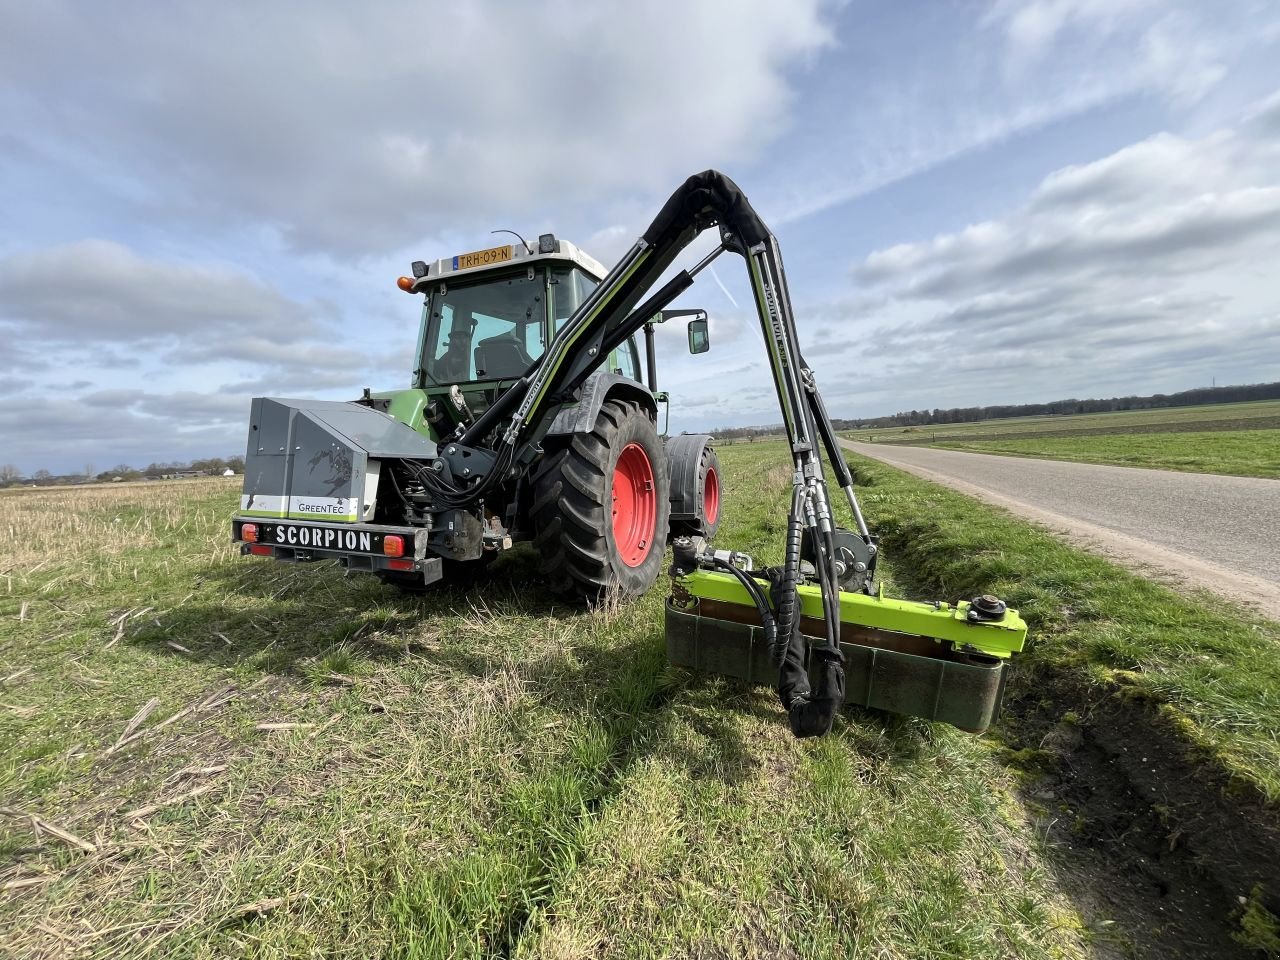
[531,398,670,600]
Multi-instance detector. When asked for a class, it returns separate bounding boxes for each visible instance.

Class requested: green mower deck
[667,569,1027,733]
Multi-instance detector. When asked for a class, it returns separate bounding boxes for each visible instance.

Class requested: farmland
[2,446,1278,958]
[844,400,1280,478]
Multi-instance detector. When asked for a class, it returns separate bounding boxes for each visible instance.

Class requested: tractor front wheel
[531,399,670,600]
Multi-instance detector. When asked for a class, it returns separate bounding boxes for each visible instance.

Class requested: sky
[2,0,1279,474]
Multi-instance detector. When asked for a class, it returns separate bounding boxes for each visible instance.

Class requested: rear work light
[241,523,259,543]
[387,558,415,571]
[383,535,405,558]
[249,544,273,556]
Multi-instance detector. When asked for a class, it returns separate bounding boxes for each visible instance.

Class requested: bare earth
[841,440,1280,621]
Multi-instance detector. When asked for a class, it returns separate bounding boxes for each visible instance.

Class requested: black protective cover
[544,372,656,437]
[642,170,770,249]
[665,433,713,520]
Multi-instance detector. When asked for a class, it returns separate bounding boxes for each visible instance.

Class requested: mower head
[665,542,1026,733]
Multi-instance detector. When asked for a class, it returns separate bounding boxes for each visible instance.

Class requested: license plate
[252,521,389,554]
[452,244,512,270]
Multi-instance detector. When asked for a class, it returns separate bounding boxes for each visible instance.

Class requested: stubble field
[2,443,1277,958]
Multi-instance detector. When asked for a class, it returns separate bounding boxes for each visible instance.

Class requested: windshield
[414,263,609,387]
[421,270,546,384]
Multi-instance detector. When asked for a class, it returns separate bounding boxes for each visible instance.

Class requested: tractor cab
[408,239,644,430]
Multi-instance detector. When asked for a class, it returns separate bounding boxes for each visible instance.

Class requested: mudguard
[666,433,716,532]
[544,371,657,436]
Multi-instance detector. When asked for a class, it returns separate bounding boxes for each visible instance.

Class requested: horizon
[7,378,1275,478]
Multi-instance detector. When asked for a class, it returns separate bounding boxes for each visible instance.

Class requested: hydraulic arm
[404,170,880,736]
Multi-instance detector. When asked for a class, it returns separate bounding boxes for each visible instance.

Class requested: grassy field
[930,429,1280,478]
[2,448,1277,957]
[841,400,1280,477]
[850,457,1280,801]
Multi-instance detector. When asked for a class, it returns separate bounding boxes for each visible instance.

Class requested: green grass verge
[933,429,1280,478]
[849,454,1280,802]
[0,460,1092,958]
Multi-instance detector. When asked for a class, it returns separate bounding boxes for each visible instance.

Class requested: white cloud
[0,1,834,257]
[0,390,250,474]
[0,240,331,342]
[768,0,1275,224]
[838,93,1280,411]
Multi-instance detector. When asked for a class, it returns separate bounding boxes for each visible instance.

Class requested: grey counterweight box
[239,398,438,522]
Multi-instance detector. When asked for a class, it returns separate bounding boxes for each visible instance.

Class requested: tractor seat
[474,335,534,380]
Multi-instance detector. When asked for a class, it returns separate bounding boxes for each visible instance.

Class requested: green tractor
[233,171,1024,738]
[240,234,720,599]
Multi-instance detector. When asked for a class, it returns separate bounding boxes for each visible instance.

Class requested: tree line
[0,456,246,487]
[710,380,1280,440]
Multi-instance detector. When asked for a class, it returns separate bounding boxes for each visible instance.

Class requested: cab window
[423,272,545,383]
[551,266,601,331]
[607,342,640,381]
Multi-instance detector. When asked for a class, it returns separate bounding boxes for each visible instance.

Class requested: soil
[999,667,1280,959]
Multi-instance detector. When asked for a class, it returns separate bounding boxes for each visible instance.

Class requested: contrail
[709,264,739,308]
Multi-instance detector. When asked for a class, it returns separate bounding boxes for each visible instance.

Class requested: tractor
[240,235,720,597]
[232,171,1025,738]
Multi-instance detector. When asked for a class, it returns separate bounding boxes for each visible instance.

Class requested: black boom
[439,170,877,737]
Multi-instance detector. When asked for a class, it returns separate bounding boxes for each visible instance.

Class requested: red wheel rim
[703,465,720,526]
[611,443,656,567]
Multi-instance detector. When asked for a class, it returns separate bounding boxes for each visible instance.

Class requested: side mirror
[687,317,710,355]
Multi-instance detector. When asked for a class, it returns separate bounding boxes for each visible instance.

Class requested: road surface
[840,441,1280,620]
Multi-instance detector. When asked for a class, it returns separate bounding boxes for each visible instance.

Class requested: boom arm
[433,170,873,736]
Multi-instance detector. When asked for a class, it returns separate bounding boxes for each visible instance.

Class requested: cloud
[837,94,1280,411]
[855,100,1280,298]
[0,1,834,257]
[0,240,332,343]
[767,0,1275,224]
[985,0,1229,105]
[0,239,377,471]
[0,389,250,473]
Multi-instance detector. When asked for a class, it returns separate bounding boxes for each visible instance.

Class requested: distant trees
[849,381,1280,429]
[0,455,246,486]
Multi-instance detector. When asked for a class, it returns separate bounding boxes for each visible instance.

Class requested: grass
[0,466,1092,958]
[849,455,1280,802]
[3,445,1278,956]
[933,430,1280,478]
[842,399,1280,478]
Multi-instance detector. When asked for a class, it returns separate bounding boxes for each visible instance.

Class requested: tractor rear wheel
[531,399,670,600]
[670,443,722,541]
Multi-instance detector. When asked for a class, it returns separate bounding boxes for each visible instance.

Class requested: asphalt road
[840,440,1280,619]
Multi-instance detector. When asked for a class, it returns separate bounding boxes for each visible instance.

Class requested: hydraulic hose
[710,557,777,654]
[772,485,805,664]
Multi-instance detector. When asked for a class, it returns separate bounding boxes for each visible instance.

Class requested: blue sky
[2,0,1279,474]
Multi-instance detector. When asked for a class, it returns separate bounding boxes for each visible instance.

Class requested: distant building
[223,468,236,477]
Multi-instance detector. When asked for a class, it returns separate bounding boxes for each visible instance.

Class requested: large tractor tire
[668,441,722,541]
[531,398,670,600]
